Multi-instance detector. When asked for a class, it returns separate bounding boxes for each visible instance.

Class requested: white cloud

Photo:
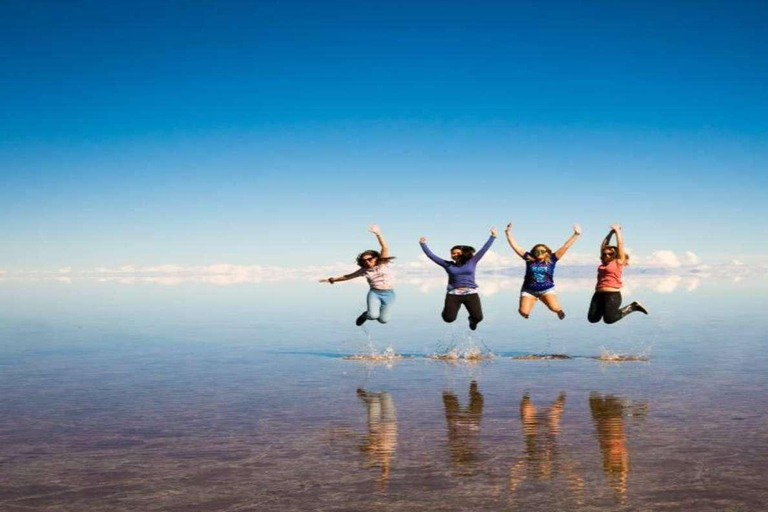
[683,251,700,265]
[1,249,763,290]
[651,275,682,294]
[644,250,681,268]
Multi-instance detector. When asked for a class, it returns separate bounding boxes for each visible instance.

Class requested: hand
[505,222,512,232]
[610,223,622,232]
[490,227,498,237]
[573,223,582,235]
[419,237,427,244]
[368,224,382,235]
[319,278,334,284]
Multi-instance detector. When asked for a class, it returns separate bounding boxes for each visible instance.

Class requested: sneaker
[557,310,566,320]
[356,312,369,326]
[632,301,649,315]
[469,317,478,331]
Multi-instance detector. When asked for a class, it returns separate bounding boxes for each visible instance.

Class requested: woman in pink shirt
[588,224,648,324]
[320,225,396,326]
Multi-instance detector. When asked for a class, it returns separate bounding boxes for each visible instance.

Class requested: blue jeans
[366,289,396,324]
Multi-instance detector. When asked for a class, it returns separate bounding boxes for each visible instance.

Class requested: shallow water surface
[1,278,767,511]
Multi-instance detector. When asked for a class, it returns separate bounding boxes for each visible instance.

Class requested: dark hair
[602,246,630,266]
[450,245,476,266]
[356,250,396,268]
[530,244,553,265]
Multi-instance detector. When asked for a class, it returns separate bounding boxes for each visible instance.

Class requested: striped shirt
[352,263,395,290]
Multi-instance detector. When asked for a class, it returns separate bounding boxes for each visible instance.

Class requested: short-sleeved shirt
[351,263,394,290]
[596,259,624,289]
[522,253,559,292]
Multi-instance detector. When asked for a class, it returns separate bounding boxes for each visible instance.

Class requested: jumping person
[588,224,648,324]
[505,222,581,319]
[419,227,497,330]
[320,225,396,326]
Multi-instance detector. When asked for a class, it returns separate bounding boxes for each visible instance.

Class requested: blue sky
[1,0,766,270]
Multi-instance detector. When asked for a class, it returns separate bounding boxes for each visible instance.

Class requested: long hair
[356,250,396,268]
[450,245,475,266]
[530,244,553,265]
[602,246,630,266]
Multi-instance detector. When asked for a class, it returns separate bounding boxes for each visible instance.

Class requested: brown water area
[3,347,768,512]
[2,280,768,511]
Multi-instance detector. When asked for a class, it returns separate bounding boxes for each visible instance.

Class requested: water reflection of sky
[1,280,767,510]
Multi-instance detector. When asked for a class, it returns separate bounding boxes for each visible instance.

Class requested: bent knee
[518,309,529,319]
[587,315,601,324]
[377,318,389,324]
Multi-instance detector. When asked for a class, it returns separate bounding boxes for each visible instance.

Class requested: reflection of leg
[464,294,484,329]
[468,381,484,416]
[366,290,382,321]
[519,295,536,319]
[539,293,564,319]
[379,392,396,422]
[548,392,566,428]
[442,294,461,323]
[587,292,603,323]
[377,290,396,324]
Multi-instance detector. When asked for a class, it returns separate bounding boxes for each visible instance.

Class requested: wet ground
[1,279,767,510]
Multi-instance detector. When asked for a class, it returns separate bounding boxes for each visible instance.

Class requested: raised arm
[505,222,529,260]
[419,237,449,268]
[610,224,627,264]
[554,224,582,260]
[472,227,498,262]
[319,268,364,284]
[601,229,615,250]
[368,224,389,259]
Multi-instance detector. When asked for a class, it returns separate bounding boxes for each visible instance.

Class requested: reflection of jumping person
[509,392,584,501]
[419,227,497,330]
[357,389,397,489]
[588,224,648,324]
[589,393,630,502]
[443,381,484,474]
[505,222,581,320]
[320,225,396,326]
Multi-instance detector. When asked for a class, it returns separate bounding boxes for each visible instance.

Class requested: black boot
[631,301,649,315]
[356,311,368,326]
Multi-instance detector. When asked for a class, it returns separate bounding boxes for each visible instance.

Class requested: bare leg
[519,295,537,319]
[540,293,565,319]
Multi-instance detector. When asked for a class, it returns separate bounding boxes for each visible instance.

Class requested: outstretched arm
[419,237,449,268]
[554,224,582,260]
[505,222,529,260]
[471,227,498,262]
[319,269,364,284]
[610,224,627,264]
[368,224,389,259]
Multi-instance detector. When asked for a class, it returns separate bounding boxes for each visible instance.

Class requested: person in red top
[588,224,648,324]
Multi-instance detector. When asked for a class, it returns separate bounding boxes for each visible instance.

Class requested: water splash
[429,333,494,362]
[343,345,407,364]
[593,347,651,362]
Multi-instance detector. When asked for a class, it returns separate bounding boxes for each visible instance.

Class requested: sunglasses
[602,252,615,257]
[361,256,376,262]
[532,249,549,255]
